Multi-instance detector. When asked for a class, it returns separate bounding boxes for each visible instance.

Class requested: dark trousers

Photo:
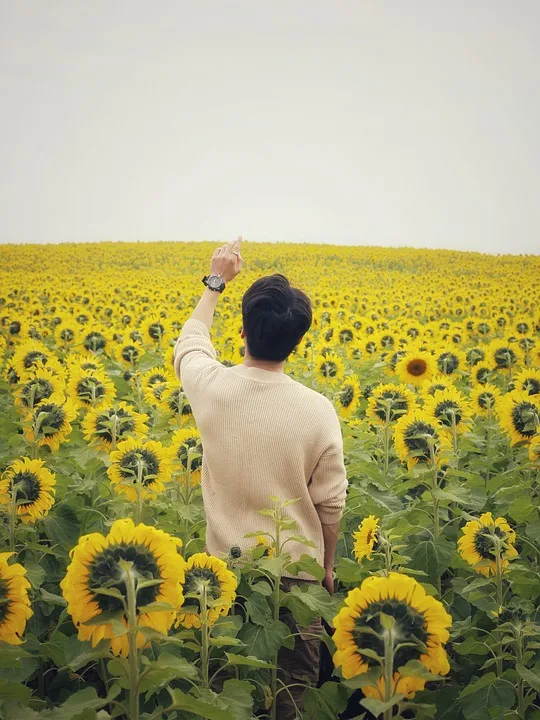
[276,577,323,720]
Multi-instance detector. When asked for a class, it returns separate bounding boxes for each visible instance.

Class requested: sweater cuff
[317,508,344,525]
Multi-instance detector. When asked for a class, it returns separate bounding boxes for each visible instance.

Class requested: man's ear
[240,327,245,339]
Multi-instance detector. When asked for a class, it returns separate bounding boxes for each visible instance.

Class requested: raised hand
[210,236,243,283]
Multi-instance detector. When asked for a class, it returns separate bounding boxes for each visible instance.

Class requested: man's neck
[243,354,285,374]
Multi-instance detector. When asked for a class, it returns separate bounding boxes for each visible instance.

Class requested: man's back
[174,318,348,575]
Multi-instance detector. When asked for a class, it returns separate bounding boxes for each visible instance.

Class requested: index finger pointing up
[232,235,242,251]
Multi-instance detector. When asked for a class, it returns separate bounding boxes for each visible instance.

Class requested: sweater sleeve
[173,318,223,396]
[308,406,348,524]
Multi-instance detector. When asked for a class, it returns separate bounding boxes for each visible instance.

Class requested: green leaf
[217,679,255,720]
[343,666,383,689]
[459,673,516,719]
[63,636,111,671]
[137,601,174,613]
[281,584,339,626]
[361,694,404,715]
[245,593,272,626]
[250,580,272,596]
[166,689,234,719]
[397,660,442,681]
[516,663,540,692]
[238,619,291,661]
[0,680,32,705]
[43,504,80,549]
[304,681,349,719]
[23,561,46,590]
[453,637,490,656]
[224,653,275,669]
[40,588,67,606]
[45,687,107,720]
[40,632,68,667]
[286,554,326,581]
[410,538,454,586]
[335,557,366,584]
[139,653,199,696]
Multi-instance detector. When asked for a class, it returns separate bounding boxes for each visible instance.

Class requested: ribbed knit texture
[174,319,348,578]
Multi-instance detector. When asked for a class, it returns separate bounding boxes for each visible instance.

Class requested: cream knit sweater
[173,319,348,577]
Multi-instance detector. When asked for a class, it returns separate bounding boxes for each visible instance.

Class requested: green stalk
[111,415,118,452]
[494,538,504,677]
[9,482,18,552]
[125,566,140,720]
[200,584,210,689]
[135,458,143,525]
[383,624,395,720]
[515,627,525,719]
[383,404,391,475]
[270,506,282,720]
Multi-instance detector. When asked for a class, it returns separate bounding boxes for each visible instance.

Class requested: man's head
[241,274,312,362]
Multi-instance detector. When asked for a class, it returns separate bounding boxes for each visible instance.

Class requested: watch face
[208,275,222,289]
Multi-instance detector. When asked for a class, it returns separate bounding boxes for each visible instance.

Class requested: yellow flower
[395,351,437,386]
[23,398,78,452]
[177,553,237,629]
[513,367,540,397]
[335,376,362,419]
[314,351,345,384]
[352,516,380,562]
[169,428,203,484]
[423,386,473,434]
[497,390,540,446]
[332,573,451,696]
[0,457,56,523]
[67,368,117,411]
[107,437,172,502]
[367,384,416,425]
[14,366,66,414]
[60,518,185,656]
[0,553,33,645]
[393,409,451,471]
[470,384,502,416]
[82,401,148,451]
[458,512,518,576]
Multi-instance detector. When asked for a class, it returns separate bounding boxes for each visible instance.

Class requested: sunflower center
[21,378,54,407]
[473,526,506,559]
[76,377,106,402]
[121,346,139,363]
[60,328,75,342]
[467,348,485,366]
[522,378,540,396]
[11,470,41,506]
[339,329,354,343]
[184,567,222,600]
[374,391,409,422]
[36,404,65,434]
[181,402,193,417]
[148,323,165,340]
[511,403,539,438]
[177,437,202,470]
[477,392,496,410]
[403,421,439,462]
[89,543,161,613]
[9,321,21,335]
[319,361,338,377]
[434,399,463,427]
[407,359,427,376]
[148,373,167,386]
[494,347,517,369]
[476,367,490,384]
[353,599,428,668]
[437,353,459,374]
[340,386,355,408]
[95,408,136,442]
[84,332,106,352]
[0,579,10,621]
[118,449,160,484]
[23,351,48,369]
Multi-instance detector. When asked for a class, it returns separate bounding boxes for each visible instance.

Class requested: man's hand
[210,236,243,283]
[322,568,334,596]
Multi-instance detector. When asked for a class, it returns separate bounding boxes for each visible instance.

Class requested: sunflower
[395,351,437,386]
[352,516,380,562]
[335,376,362,419]
[177,552,237,629]
[470,363,494,386]
[65,352,106,376]
[367,384,416,425]
[14,366,66,414]
[60,518,185,656]
[1,316,28,345]
[0,457,56,524]
[513,368,540,396]
[470,383,502,416]
[67,368,117,412]
[0,553,33,645]
[529,434,540,463]
[419,374,455,399]
[314,352,345,383]
[141,366,175,406]
[107,437,173,501]
[497,391,540,445]
[53,319,82,351]
[393,409,451,471]
[457,512,518,576]
[82,402,148,452]
[113,340,143,368]
[433,347,467,376]
[140,316,171,347]
[253,535,276,559]
[332,573,451,697]
[12,339,63,378]
[79,326,114,355]
[23,398,78,452]
[465,346,487,367]
[157,386,193,425]
[423,386,473,434]
[488,340,522,371]
[169,428,203,484]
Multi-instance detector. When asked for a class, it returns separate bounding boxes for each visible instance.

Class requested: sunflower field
[0,241,539,720]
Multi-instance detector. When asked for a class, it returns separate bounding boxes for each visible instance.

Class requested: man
[173,237,348,718]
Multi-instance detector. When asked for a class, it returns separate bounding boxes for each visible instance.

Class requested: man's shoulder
[287,376,337,412]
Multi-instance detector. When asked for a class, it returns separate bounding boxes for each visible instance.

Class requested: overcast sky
[1,1,539,253]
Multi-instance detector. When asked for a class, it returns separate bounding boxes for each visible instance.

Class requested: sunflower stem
[125,565,140,720]
[383,622,395,720]
[494,540,504,677]
[515,626,526,719]
[270,502,282,720]
[111,415,118,452]
[383,405,391,475]
[135,459,143,525]
[200,584,210,689]
[8,481,18,552]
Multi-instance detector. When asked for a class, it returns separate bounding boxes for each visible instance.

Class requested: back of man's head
[241,274,312,362]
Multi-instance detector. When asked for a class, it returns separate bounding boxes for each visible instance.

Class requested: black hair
[241,274,312,362]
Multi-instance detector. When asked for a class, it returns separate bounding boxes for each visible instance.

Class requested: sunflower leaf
[83,610,124,626]
[224,653,275,669]
[361,694,404,715]
[136,577,163,590]
[397,660,442,680]
[343,666,383,689]
[94,587,125,601]
[138,601,174,613]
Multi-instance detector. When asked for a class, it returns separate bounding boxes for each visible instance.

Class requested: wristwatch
[202,274,226,293]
